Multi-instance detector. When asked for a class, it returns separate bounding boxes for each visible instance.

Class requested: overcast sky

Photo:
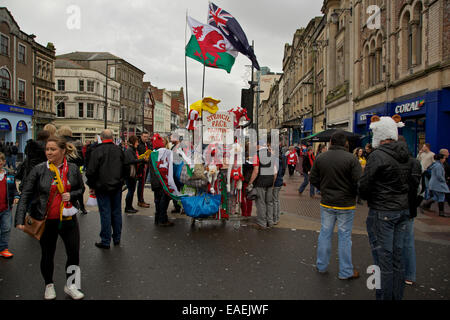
[4,0,323,110]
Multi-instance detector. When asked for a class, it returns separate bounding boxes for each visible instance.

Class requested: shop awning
[301,129,362,143]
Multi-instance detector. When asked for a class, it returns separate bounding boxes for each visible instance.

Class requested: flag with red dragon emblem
[186,16,238,73]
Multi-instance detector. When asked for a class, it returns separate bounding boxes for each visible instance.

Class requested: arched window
[400,10,411,73]
[0,68,11,99]
[376,34,383,83]
[364,45,370,90]
[57,102,65,118]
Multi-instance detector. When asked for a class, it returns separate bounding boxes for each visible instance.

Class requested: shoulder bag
[23,191,58,241]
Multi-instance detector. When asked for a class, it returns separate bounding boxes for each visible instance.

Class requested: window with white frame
[87,103,94,118]
[87,80,94,92]
[79,102,84,118]
[57,79,65,91]
[18,44,26,63]
[0,68,11,99]
[79,79,84,91]
[57,102,65,117]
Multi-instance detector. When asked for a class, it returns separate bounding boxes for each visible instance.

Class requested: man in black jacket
[359,116,413,300]
[136,132,151,208]
[310,132,362,280]
[86,129,125,249]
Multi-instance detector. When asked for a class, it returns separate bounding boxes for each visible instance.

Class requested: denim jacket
[429,161,450,193]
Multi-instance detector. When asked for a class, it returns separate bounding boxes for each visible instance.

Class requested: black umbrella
[301,129,362,143]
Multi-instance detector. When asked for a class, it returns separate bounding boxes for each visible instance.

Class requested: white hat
[370,115,405,148]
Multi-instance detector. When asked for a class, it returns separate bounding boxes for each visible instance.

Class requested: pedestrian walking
[15,135,85,300]
[124,135,147,214]
[359,115,414,300]
[10,142,18,171]
[241,142,253,218]
[17,130,50,192]
[57,126,87,215]
[0,152,19,259]
[420,154,450,217]
[364,143,373,159]
[353,147,366,204]
[402,142,422,287]
[287,146,298,177]
[137,132,152,208]
[417,143,435,200]
[4,142,12,169]
[438,149,450,206]
[148,134,175,227]
[248,138,276,230]
[310,132,362,280]
[86,129,126,249]
[298,146,316,197]
[273,147,286,225]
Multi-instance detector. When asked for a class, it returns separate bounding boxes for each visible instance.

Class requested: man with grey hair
[86,129,126,249]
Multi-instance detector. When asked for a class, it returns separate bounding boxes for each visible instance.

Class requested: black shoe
[158,221,175,227]
[81,210,88,215]
[125,208,138,214]
[95,242,110,249]
[171,209,181,213]
[114,241,120,246]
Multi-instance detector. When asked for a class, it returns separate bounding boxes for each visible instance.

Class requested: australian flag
[208,2,260,70]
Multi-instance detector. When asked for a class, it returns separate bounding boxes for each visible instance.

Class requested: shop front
[390,89,450,157]
[354,103,389,148]
[0,103,33,154]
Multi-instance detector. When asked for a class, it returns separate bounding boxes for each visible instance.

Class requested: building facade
[0,7,55,154]
[54,58,121,142]
[56,52,145,140]
[142,82,155,134]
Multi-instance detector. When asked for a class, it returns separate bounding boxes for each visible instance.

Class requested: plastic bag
[181,193,221,218]
[86,194,98,207]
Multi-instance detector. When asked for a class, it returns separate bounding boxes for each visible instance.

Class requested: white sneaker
[44,283,56,300]
[64,284,85,300]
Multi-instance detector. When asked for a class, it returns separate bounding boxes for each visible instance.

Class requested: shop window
[57,102,65,118]
[0,68,11,99]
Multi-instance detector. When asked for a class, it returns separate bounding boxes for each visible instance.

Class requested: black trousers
[288,165,296,176]
[137,166,149,203]
[39,216,80,285]
[153,188,170,224]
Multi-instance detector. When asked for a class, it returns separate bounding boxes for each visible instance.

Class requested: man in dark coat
[86,129,126,249]
[136,132,152,208]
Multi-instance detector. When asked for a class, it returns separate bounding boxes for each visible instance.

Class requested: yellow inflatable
[190,97,220,116]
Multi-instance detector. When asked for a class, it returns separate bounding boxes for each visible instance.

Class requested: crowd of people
[0,115,448,301]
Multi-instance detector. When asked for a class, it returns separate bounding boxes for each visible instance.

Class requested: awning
[301,129,362,143]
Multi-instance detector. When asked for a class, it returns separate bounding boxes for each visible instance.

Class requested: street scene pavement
[1,173,449,300]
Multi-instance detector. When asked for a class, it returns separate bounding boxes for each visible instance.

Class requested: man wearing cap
[359,116,416,300]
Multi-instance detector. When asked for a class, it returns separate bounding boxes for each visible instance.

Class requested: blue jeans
[316,206,355,279]
[367,209,409,300]
[298,172,315,196]
[403,218,416,282]
[0,209,12,251]
[96,189,123,246]
[11,155,16,170]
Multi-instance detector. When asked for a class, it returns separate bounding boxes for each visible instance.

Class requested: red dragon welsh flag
[186,16,238,73]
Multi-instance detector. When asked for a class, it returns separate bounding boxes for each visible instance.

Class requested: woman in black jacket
[15,136,85,300]
[124,135,147,213]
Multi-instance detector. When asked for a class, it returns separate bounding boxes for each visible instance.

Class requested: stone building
[0,7,55,153]
[142,82,155,134]
[151,85,172,134]
[54,58,121,142]
[57,52,145,139]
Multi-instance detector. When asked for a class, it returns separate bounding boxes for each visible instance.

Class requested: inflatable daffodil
[190,97,221,116]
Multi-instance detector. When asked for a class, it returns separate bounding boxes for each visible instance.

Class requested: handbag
[23,191,57,241]
[246,187,258,201]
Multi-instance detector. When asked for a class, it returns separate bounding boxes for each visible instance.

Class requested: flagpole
[184,10,189,117]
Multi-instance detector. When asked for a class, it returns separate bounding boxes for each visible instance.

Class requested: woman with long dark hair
[15,136,85,300]
[124,135,147,213]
